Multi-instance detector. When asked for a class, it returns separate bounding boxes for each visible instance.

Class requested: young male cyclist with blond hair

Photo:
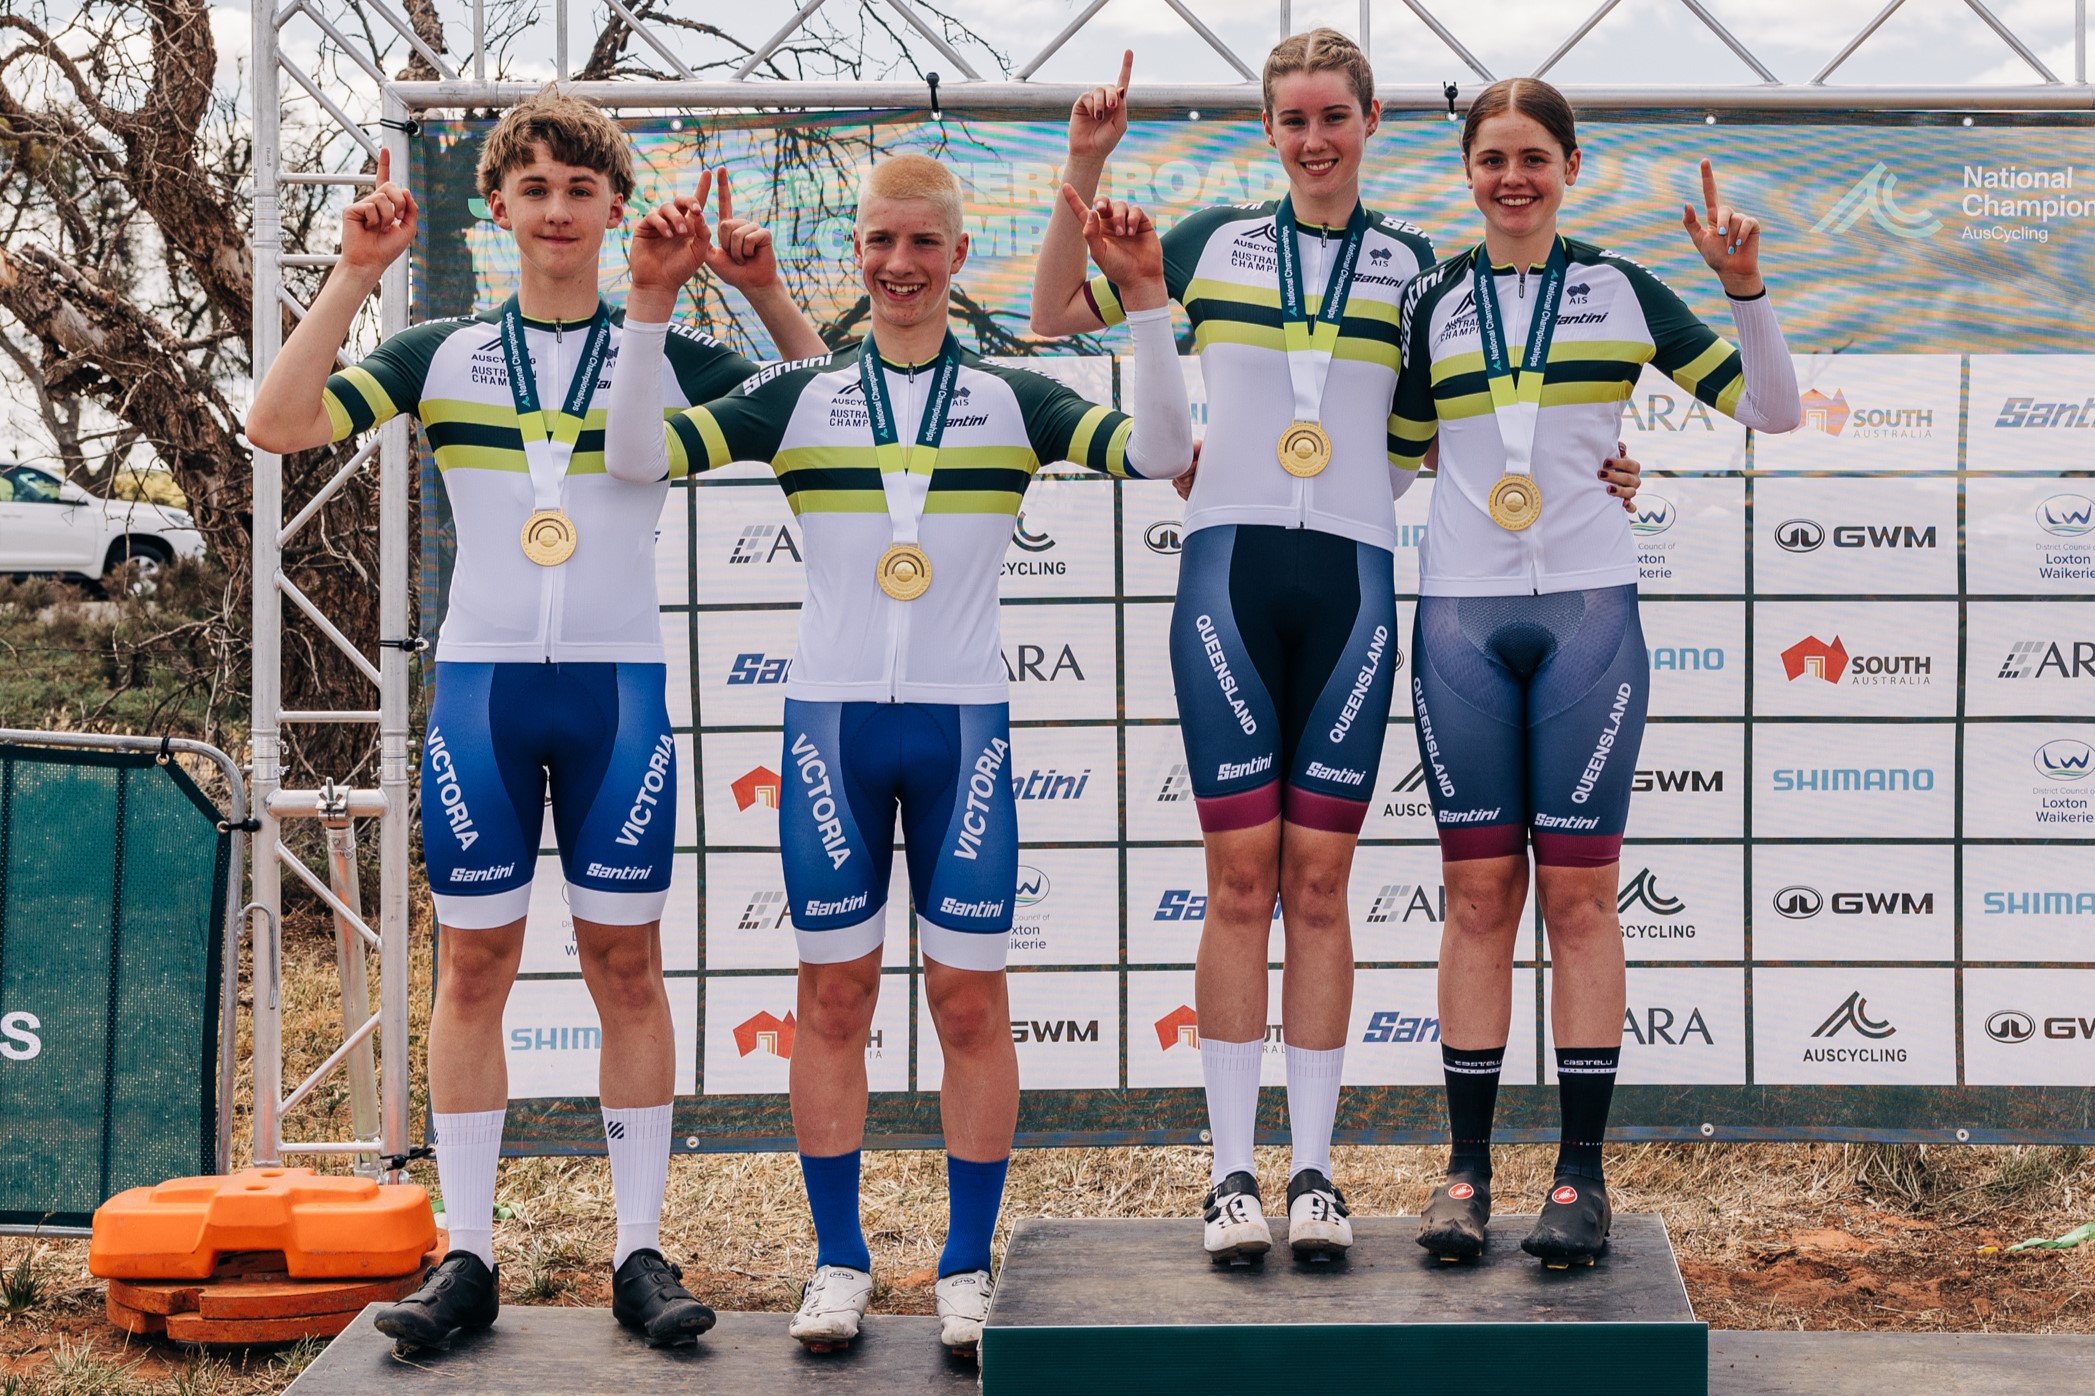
[250,88,826,1350]
[606,154,1191,1356]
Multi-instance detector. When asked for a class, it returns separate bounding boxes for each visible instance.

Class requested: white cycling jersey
[1089,201,1436,553]
[323,300,754,662]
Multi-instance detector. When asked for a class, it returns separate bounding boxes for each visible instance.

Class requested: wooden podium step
[981,1214,1707,1395]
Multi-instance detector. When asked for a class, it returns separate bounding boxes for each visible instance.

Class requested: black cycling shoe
[612,1248,718,1346]
[1521,1176,1612,1269]
[372,1250,499,1351]
[1416,1174,1492,1262]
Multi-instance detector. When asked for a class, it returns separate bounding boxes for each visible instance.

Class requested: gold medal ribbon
[859,329,963,602]
[1273,196,1367,478]
[1471,239,1568,532]
[499,296,613,565]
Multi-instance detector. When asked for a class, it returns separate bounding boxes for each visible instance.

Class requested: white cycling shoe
[1286,1168,1354,1260]
[934,1269,994,1356]
[1202,1170,1273,1264]
[789,1264,872,1351]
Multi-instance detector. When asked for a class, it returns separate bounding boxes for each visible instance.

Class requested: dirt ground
[4,932,2092,1392]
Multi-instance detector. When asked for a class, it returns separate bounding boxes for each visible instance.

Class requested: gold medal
[520,509,578,565]
[1487,474,1544,532]
[876,542,932,601]
[1277,421,1332,478]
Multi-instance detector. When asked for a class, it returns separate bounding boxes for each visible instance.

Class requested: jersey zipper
[1510,271,1544,594]
[883,360,916,702]
[1294,226,1327,531]
[538,320,566,661]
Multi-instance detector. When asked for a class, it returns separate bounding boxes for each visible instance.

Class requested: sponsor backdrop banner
[413,114,2095,1152]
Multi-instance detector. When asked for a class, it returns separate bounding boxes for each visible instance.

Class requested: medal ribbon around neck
[859,330,963,600]
[501,296,613,564]
[1273,196,1369,475]
[1471,238,1568,479]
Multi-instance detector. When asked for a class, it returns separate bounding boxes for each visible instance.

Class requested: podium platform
[981,1214,1705,1394]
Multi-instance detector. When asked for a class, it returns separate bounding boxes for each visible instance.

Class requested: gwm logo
[1811,991,1896,1041]
[1144,520,1184,555]
[1986,1010,2035,1044]
[1154,1004,1200,1050]
[1811,163,1943,240]
[734,1010,796,1059]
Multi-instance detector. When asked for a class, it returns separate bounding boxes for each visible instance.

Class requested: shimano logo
[425,726,478,850]
[790,731,852,869]
[614,734,676,848]
[1328,626,1390,744]
[952,737,1011,862]
[1772,767,1934,792]
[1195,614,1256,735]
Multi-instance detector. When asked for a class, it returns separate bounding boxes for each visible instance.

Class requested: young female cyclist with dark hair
[1391,78,1801,1268]
[1035,38,1645,1266]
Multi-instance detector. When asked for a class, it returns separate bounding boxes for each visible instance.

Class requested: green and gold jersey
[322,305,754,660]
[1394,237,1748,596]
[1088,200,1435,550]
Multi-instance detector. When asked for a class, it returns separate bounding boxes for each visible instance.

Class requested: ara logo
[1360,1009,1441,1044]
[1144,520,1184,555]
[1155,1004,1201,1050]
[1011,515,1055,552]
[728,522,802,565]
[1617,868,1684,916]
[738,889,789,930]
[1811,991,1897,1040]
[1365,883,1445,924]
[732,766,782,811]
[1998,640,2095,680]
[1629,497,1675,536]
[1015,865,1050,907]
[1003,643,1086,683]
[2037,494,2095,538]
[1624,395,1717,433]
[1623,1005,1713,1046]
[1782,635,1848,684]
[733,1010,796,1059]
[1156,763,1193,802]
[1811,163,1943,240]
[2036,739,2094,781]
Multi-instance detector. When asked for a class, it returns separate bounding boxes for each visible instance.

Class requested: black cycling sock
[1553,1046,1620,1182]
[1442,1044,1504,1180]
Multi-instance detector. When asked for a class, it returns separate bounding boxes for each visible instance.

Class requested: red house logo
[1154,1004,1200,1051]
[1800,388,1851,437]
[732,766,782,811]
[1781,635,1849,684]
[733,1010,796,1059]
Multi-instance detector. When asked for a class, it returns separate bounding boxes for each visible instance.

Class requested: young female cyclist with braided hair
[1391,78,1801,1268]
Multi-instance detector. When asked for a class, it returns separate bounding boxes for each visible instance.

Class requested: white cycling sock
[433,1108,505,1269]
[1285,1043,1345,1181]
[603,1103,673,1268]
[1199,1036,1263,1185]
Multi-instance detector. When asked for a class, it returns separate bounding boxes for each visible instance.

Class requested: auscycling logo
[1813,163,1942,240]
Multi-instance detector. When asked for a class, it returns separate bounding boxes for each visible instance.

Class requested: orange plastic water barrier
[90,1168,437,1280]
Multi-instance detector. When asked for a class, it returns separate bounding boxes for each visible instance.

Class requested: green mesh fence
[0,745,228,1228]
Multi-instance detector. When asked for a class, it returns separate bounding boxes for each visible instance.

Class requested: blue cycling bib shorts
[780,699,1017,971]
[1409,585,1649,868]
[1169,524,1399,835]
[422,661,677,929]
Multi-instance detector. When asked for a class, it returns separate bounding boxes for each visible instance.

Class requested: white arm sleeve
[1727,292,1802,435]
[605,318,673,483]
[1121,305,1194,480]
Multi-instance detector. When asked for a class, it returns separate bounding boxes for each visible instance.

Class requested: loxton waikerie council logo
[1812,163,1943,240]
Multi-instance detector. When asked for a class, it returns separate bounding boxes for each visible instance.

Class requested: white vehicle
[0,460,206,592]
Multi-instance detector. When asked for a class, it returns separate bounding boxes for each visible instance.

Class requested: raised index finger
[375,147,391,189]
[1117,49,1133,94]
[715,167,733,224]
[1701,159,1720,224]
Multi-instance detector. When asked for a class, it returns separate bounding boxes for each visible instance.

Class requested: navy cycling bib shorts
[1170,524,1399,835]
[1409,585,1649,868]
[780,699,1017,971]
[422,661,677,929]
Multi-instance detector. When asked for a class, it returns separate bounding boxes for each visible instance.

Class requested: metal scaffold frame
[248,0,2093,1175]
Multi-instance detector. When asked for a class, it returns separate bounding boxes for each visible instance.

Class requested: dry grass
[5,917,2095,1390]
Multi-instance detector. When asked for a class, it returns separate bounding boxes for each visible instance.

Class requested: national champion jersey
[1088,200,1434,551]
[667,343,1141,704]
[323,305,756,662]
[1392,238,1749,596]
